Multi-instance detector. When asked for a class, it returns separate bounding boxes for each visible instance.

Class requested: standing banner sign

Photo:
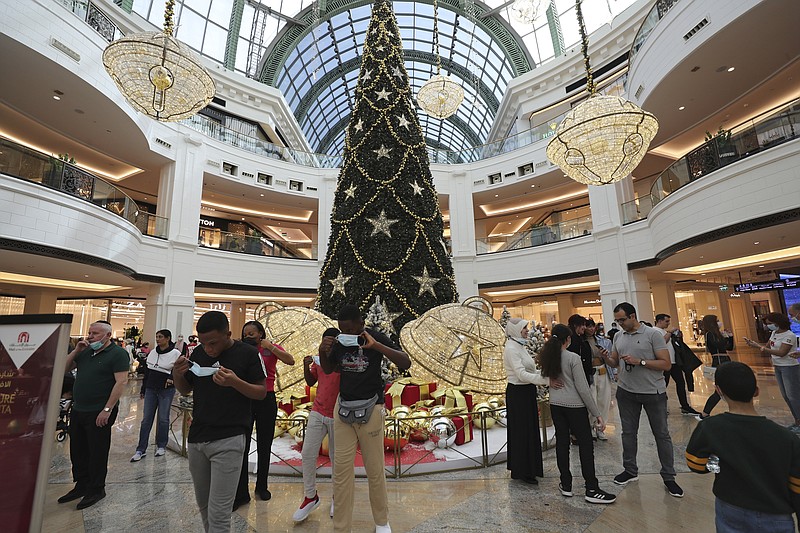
[0,314,72,533]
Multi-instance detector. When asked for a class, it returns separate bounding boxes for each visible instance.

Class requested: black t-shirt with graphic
[329,328,395,403]
[184,340,266,443]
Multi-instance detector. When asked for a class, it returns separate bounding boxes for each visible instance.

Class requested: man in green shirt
[686,361,800,532]
[57,320,129,510]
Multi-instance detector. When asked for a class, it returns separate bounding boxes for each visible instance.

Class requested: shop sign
[734,279,800,292]
[719,285,728,292]
[583,299,602,305]
[199,218,215,227]
[729,293,742,298]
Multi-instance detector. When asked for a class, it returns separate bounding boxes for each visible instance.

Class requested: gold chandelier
[546,0,657,186]
[102,0,215,122]
[417,0,464,119]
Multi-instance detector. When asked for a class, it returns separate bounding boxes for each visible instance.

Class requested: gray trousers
[188,434,247,533]
[301,410,335,498]
[616,387,676,481]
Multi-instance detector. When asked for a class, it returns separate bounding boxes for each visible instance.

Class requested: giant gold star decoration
[412,267,440,297]
[449,327,493,372]
[373,144,392,159]
[367,209,399,237]
[375,87,392,101]
[329,268,352,296]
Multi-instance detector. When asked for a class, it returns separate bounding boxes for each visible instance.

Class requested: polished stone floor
[41,349,797,532]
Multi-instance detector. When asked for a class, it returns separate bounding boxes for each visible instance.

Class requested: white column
[589,178,653,322]
[448,170,478,301]
[651,280,679,323]
[147,134,206,338]
[316,171,338,264]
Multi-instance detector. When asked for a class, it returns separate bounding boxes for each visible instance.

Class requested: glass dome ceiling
[131,0,637,155]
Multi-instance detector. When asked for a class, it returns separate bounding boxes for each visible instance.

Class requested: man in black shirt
[319,304,411,533]
[173,311,266,533]
[567,314,593,386]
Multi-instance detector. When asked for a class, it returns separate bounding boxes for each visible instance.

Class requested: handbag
[337,394,378,425]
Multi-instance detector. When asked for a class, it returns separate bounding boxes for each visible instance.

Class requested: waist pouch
[337,394,378,425]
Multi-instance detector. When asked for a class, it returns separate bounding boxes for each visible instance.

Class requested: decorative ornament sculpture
[546,0,657,185]
[417,0,464,119]
[102,0,215,122]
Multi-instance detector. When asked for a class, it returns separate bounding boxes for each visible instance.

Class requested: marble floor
[41,349,797,532]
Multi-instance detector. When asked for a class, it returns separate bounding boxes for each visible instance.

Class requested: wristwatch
[640,359,647,367]
[103,407,111,412]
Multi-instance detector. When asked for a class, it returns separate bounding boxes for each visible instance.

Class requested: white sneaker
[596,430,608,441]
[292,494,320,522]
[330,499,334,518]
[155,447,166,457]
[130,451,145,462]
[376,524,392,533]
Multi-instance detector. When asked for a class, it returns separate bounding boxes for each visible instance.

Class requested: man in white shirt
[654,314,700,416]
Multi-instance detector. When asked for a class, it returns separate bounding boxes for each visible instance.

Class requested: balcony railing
[55,0,124,43]
[199,229,317,260]
[629,0,680,62]
[0,136,168,238]
[622,98,800,224]
[476,216,593,254]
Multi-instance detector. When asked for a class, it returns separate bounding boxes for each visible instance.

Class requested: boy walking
[172,311,266,533]
[686,361,800,532]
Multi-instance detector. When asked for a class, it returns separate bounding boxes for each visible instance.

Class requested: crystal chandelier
[102,0,215,122]
[417,0,464,119]
[546,0,658,186]
[510,0,541,24]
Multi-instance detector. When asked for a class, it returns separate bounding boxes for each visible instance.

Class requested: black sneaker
[613,471,638,485]
[559,483,573,497]
[665,480,684,498]
[681,407,701,416]
[585,488,616,504]
[57,486,86,504]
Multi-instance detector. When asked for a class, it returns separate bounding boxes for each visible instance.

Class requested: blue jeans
[774,365,800,422]
[715,498,794,532]
[136,386,176,452]
[616,387,676,481]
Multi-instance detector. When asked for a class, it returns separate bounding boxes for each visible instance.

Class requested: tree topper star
[367,210,399,237]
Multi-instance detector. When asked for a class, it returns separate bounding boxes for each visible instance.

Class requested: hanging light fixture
[510,0,541,24]
[417,0,464,119]
[102,0,215,122]
[546,0,658,186]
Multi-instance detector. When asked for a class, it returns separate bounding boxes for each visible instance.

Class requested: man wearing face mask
[319,304,411,533]
[57,320,130,510]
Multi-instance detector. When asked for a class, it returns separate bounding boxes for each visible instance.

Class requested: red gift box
[384,378,437,410]
[432,387,473,412]
[276,390,308,414]
[449,413,473,445]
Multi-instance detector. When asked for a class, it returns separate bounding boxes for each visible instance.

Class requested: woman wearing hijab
[504,317,558,485]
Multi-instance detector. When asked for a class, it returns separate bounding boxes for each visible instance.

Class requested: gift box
[384,378,437,410]
[276,390,309,414]
[432,386,474,412]
[305,385,318,403]
[443,409,473,445]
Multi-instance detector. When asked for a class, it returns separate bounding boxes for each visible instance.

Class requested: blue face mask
[337,334,363,347]
[189,364,220,377]
[767,323,778,331]
[89,339,105,351]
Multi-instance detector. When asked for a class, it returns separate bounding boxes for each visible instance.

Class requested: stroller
[56,399,72,442]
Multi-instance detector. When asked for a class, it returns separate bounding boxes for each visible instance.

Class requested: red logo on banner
[17,332,29,343]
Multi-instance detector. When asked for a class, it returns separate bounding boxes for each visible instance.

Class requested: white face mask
[766,323,778,332]
[337,334,363,347]
[189,364,220,377]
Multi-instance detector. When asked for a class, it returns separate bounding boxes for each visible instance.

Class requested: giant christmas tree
[317,0,458,332]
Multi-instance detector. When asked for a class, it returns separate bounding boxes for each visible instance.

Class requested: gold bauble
[384,418,410,450]
[473,402,496,430]
[274,408,289,438]
[391,406,412,419]
[487,396,504,409]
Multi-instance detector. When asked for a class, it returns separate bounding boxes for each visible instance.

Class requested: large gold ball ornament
[384,419,410,450]
[407,408,430,442]
[487,396,504,409]
[400,300,507,395]
[428,417,457,449]
[391,406,411,419]
[288,409,309,430]
[320,434,330,456]
[428,405,445,418]
[257,303,336,391]
[274,408,289,438]
[473,402,496,430]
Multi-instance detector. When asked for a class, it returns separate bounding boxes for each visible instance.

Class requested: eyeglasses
[615,316,631,325]
[624,361,635,372]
